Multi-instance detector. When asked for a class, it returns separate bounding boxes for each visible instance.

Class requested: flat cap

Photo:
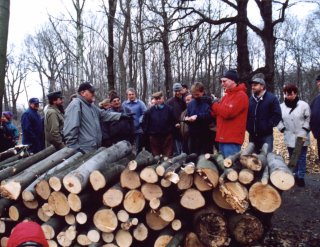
[77,82,95,93]
[152,91,163,99]
[47,91,63,100]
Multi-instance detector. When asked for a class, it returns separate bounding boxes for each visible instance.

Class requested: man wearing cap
[21,98,45,154]
[246,74,281,153]
[122,88,147,152]
[63,82,127,153]
[44,91,65,149]
[211,70,249,157]
[142,91,175,157]
[310,75,320,160]
[167,82,186,155]
[0,111,19,151]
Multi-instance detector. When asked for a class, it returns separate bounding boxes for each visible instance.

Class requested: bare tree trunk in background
[106,0,118,90]
[137,0,148,103]
[0,0,10,115]
[73,0,86,84]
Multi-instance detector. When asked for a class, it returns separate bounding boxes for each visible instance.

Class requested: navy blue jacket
[247,91,282,138]
[186,97,212,135]
[142,104,174,135]
[310,94,320,139]
[21,108,45,153]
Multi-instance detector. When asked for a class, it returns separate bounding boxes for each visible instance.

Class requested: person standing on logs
[44,91,65,150]
[21,97,45,154]
[211,70,249,157]
[122,88,147,153]
[310,75,320,163]
[184,82,213,155]
[277,83,311,187]
[142,91,175,157]
[247,74,282,153]
[167,82,186,155]
[63,82,131,153]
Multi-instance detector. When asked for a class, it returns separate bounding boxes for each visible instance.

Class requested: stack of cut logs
[0,140,295,247]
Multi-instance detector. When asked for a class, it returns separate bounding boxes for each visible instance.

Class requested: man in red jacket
[211,70,249,157]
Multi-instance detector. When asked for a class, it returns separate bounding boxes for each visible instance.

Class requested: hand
[121,113,134,120]
[175,123,180,128]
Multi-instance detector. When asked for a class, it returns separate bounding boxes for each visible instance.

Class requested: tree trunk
[63,141,132,194]
[267,152,295,190]
[0,147,76,200]
[127,150,155,171]
[0,0,10,116]
[288,136,305,168]
[0,145,56,181]
[249,182,281,213]
[167,229,187,247]
[193,205,229,247]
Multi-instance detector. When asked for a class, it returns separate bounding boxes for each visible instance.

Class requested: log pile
[0,141,295,246]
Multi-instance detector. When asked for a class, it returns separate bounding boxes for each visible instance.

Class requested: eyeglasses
[17,242,43,247]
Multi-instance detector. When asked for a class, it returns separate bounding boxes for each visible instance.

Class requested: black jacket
[310,94,320,139]
[247,91,282,137]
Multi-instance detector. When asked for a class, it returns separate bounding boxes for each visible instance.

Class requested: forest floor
[249,131,320,247]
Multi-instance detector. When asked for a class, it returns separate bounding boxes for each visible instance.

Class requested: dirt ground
[248,131,320,247]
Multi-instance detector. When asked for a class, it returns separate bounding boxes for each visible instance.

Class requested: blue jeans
[219,143,241,157]
[288,146,307,179]
[249,134,273,153]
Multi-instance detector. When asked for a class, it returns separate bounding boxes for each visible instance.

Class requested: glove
[120,113,135,120]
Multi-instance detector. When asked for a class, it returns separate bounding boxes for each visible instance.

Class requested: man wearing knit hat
[310,75,320,161]
[247,74,281,153]
[211,70,249,157]
[167,82,186,155]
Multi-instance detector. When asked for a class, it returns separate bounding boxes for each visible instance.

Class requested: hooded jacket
[63,95,121,152]
[7,221,49,247]
[211,83,249,144]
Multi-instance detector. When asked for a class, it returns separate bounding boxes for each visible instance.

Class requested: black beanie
[222,70,239,83]
[316,75,320,81]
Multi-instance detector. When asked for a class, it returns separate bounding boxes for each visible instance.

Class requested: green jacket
[44,105,65,149]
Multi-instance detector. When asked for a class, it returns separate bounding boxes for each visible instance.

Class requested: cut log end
[93,208,118,233]
[90,170,106,191]
[128,160,137,171]
[270,171,295,190]
[0,181,21,200]
[63,175,82,194]
[180,188,205,210]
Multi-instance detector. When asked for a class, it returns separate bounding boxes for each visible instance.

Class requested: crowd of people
[1,71,320,189]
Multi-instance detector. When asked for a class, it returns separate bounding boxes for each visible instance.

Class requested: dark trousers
[189,131,212,155]
[149,133,173,158]
[317,138,320,161]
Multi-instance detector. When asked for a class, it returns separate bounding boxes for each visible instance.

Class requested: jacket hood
[7,221,49,247]
[226,83,247,94]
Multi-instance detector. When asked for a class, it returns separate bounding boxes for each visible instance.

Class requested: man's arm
[63,101,81,149]
[270,96,282,127]
[46,111,65,149]
[212,94,248,119]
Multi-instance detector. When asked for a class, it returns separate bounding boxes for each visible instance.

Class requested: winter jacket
[186,97,212,136]
[142,104,175,135]
[63,95,121,152]
[0,121,19,151]
[44,105,65,149]
[21,107,45,153]
[247,91,282,138]
[277,100,311,148]
[122,99,147,134]
[211,83,249,145]
[167,96,186,124]
[102,106,135,145]
[7,221,49,247]
[310,94,320,139]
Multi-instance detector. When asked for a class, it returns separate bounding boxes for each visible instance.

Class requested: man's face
[54,98,64,106]
[251,83,264,96]
[221,77,236,91]
[185,94,192,105]
[81,90,95,103]
[317,80,320,90]
[174,90,182,98]
[154,96,164,105]
[181,87,188,95]
[111,98,121,109]
[127,91,136,101]
[192,90,204,99]
[285,91,297,101]
[30,103,39,111]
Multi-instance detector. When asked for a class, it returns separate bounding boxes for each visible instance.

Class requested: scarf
[284,96,299,114]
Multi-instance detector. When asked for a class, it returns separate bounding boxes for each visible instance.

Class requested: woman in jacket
[278,83,311,187]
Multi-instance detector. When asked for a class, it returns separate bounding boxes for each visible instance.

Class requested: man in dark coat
[247,74,282,153]
[310,75,320,161]
[142,91,175,157]
[21,98,45,154]
[167,82,186,155]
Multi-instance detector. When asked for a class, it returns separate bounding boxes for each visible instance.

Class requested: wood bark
[0,145,56,181]
[267,152,295,190]
[127,149,155,171]
[288,136,305,168]
[193,205,229,247]
[63,141,132,194]
[0,147,76,200]
[167,229,187,247]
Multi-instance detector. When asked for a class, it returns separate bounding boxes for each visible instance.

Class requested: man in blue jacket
[310,75,320,161]
[21,98,45,153]
[247,74,282,153]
